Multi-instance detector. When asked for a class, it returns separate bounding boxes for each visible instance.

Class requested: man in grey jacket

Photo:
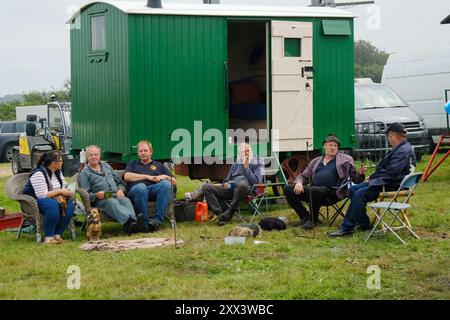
[283,134,366,229]
[202,143,263,225]
[79,145,142,235]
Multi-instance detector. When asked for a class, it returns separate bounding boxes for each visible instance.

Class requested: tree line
[0,80,71,122]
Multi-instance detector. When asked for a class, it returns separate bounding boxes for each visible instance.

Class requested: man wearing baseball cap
[329,123,416,237]
[284,134,366,229]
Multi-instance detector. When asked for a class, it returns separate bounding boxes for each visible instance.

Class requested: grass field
[0,154,449,300]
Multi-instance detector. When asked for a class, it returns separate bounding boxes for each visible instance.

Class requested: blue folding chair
[366,172,423,244]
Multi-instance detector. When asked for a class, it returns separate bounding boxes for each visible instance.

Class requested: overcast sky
[0,0,449,96]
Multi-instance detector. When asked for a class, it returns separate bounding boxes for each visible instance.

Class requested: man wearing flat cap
[329,123,416,237]
[284,134,366,229]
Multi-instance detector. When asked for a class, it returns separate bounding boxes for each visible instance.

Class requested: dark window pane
[91,15,105,51]
[284,38,302,57]
[1,123,14,133]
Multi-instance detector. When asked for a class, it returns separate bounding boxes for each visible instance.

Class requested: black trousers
[202,181,252,215]
[283,184,340,221]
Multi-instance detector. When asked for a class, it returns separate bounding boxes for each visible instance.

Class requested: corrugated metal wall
[71,3,130,161]
[128,15,227,160]
[311,18,355,149]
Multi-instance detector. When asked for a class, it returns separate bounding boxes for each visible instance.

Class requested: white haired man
[79,145,142,235]
[202,143,263,225]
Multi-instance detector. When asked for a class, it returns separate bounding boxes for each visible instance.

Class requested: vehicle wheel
[3,143,16,162]
[11,151,24,174]
[415,152,423,162]
[272,155,309,196]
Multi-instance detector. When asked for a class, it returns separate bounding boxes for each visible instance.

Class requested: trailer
[16,106,47,121]
[68,1,356,182]
[382,47,450,145]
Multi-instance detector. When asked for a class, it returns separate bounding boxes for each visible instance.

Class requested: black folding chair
[320,197,349,226]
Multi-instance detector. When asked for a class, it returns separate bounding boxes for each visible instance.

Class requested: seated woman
[23,150,75,244]
[78,145,142,235]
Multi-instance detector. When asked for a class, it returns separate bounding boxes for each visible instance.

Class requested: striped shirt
[29,171,67,199]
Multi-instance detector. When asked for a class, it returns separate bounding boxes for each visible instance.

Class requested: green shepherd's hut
[68,0,356,181]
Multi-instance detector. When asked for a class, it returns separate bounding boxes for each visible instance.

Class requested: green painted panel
[128,15,227,160]
[71,3,130,160]
[322,19,352,36]
[313,19,355,149]
[284,38,302,57]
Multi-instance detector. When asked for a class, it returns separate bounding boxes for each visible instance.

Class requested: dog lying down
[258,217,287,231]
[229,223,262,238]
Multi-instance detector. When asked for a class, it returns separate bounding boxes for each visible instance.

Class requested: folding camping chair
[319,178,353,226]
[365,172,423,244]
[225,184,267,223]
[320,197,349,226]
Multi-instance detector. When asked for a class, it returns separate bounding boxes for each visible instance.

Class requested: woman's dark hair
[36,150,63,168]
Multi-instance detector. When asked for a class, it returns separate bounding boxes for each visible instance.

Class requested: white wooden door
[271,21,314,152]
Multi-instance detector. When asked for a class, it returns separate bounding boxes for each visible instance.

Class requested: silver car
[354,79,430,161]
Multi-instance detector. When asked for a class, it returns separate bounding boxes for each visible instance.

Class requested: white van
[15,105,47,121]
[354,79,430,160]
[382,47,450,145]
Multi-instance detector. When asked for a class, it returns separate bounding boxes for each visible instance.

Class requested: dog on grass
[258,217,286,231]
[229,223,262,238]
[86,208,102,242]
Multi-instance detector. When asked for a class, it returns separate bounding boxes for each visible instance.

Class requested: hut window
[91,15,105,51]
[284,38,302,57]
[322,20,351,36]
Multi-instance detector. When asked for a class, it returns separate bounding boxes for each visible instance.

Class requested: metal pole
[445,90,449,133]
[306,141,315,238]
[167,133,178,249]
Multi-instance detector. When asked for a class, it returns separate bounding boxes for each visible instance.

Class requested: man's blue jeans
[37,198,75,237]
[127,181,171,225]
[340,182,382,231]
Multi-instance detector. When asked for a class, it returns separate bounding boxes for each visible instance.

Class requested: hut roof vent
[147,0,162,8]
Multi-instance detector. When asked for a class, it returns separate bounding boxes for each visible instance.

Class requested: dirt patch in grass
[416,230,448,241]
[0,165,11,178]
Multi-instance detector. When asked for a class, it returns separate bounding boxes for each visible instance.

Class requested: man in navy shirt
[124,140,177,232]
[284,134,366,229]
[329,123,416,237]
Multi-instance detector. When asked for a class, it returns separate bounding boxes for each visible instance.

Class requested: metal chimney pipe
[203,0,220,3]
[147,0,162,8]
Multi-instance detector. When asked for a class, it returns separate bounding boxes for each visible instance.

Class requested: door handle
[302,66,314,78]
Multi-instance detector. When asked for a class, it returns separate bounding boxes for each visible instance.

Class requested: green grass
[0,154,449,300]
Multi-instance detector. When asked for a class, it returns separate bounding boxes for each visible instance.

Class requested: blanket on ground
[79,237,184,252]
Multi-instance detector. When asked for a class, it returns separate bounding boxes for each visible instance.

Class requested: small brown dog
[55,195,68,218]
[86,208,102,242]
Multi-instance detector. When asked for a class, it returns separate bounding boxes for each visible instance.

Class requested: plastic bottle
[80,149,87,164]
